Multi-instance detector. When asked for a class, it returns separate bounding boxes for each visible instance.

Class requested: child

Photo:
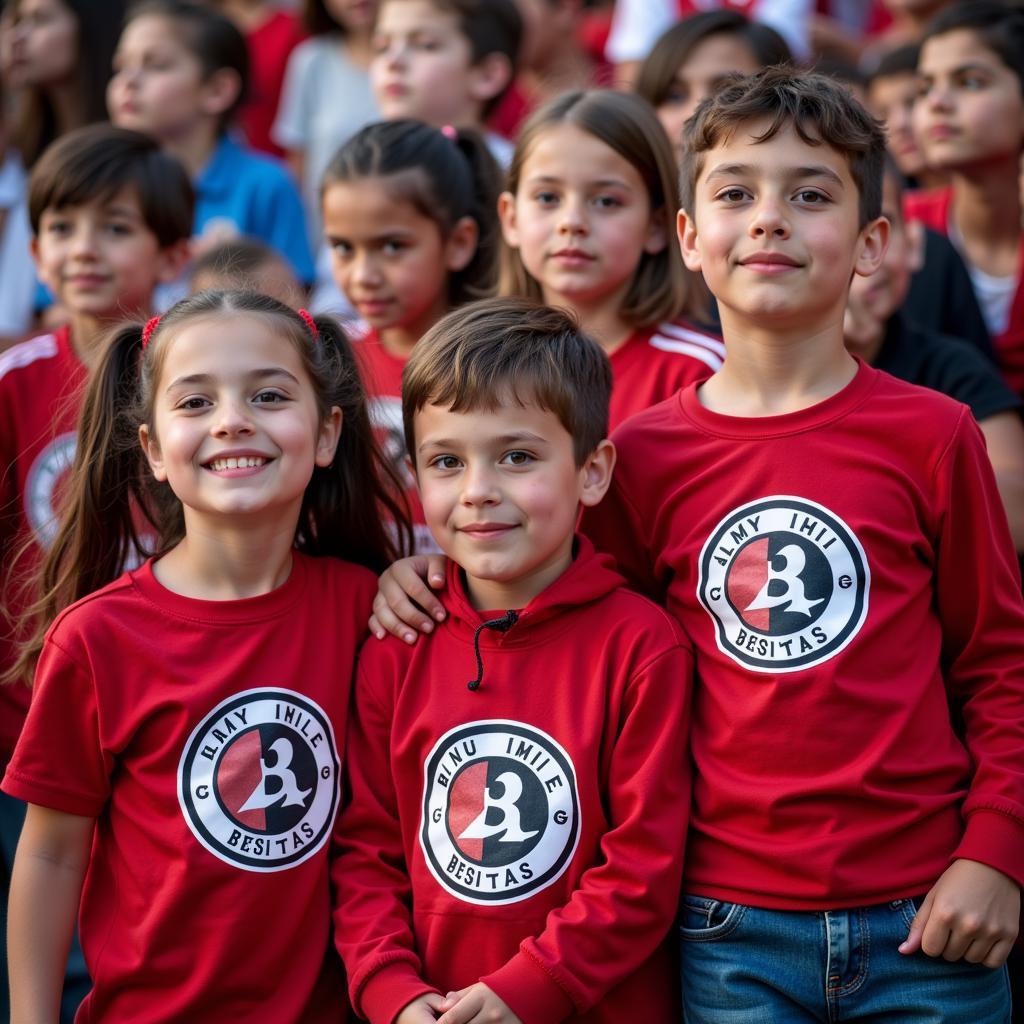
[844,157,1024,555]
[498,89,724,430]
[634,11,792,163]
[107,0,314,290]
[909,1,1024,398]
[370,0,522,166]
[322,118,501,552]
[189,236,305,308]
[334,297,692,1024]
[3,289,409,1021]
[371,68,1024,1021]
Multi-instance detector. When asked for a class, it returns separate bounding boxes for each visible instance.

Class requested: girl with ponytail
[3,289,410,1022]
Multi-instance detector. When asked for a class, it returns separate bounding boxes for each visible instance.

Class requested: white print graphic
[697,496,870,673]
[420,720,581,905]
[25,432,76,548]
[178,688,339,872]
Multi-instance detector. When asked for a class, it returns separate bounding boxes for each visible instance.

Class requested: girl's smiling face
[141,314,341,528]
[498,124,666,314]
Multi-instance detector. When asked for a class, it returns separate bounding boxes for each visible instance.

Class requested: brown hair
[635,11,792,110]
[29,124,194,246]
[680,66,887,226]
[7,290,411,686]
[500,89,707,327]
[402,297,611,466]
[322,120,501,306]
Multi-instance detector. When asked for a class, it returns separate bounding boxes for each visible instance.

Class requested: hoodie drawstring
[467,610,519,691]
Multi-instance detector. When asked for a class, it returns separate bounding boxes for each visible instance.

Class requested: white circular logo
[178,688,339,872]
[697,496,870,673]
[25,432,76,548]
[420,720,581,905]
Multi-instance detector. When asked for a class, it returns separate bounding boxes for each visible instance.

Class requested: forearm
[8,806,92,1024]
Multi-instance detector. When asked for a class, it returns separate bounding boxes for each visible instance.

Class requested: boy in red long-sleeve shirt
[333,298,692,1024]
[371,68,1024,1022]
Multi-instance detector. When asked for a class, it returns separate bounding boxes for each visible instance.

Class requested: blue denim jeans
[679,893,1012,1023]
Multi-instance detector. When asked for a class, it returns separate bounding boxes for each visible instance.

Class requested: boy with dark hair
[370,0,523,164]
[0,122,192,1020]
[333,297,692,1024]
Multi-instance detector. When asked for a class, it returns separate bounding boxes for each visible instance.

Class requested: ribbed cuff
[481,951,576,1024]
[357,961,438,1024]
[953,808,1024,889]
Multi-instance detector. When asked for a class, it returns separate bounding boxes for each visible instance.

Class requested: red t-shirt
[583,361,1024,909]
[335,539,693,1024]
[0,326,86,767]
[238,9,306,157]
[3,553,376,1023]
[608,320,724,429]
[904,185,1024,399]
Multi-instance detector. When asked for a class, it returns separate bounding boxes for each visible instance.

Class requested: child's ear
[444,215,479,273]
[853,215,890,279]
[644,207,668,255]
[676,208,703,272]
[315,406,343,467]
[139,423,168,483]
[497,191,519,247]
[156,238,192,285]
[578,439,616,508]
[467,52,513,107]
[199,67,242,120]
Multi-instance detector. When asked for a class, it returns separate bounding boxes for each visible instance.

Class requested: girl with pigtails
[3,290,410,1022]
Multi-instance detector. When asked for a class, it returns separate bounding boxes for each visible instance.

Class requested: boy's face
[412,397,613,610]
[677,118,887,334]
[867,72,927,180]
[914,29,1024,173]
[32,187,181,321]
[371,0,499,127]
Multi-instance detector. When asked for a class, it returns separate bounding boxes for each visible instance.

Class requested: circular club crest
[178,688,339,872]
[420,721,580,906]
[25,431,76,549]
[698,496,869,673]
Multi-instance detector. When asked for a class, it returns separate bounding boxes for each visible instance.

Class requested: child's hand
[435,983,523,1024]
[369,554,448,643]
[395,992,446,1023]
[899,858,1020,967]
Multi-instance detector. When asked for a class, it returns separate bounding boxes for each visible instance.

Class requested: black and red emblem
[698,496,869,672]
[178,688,338,872]
[420,721,580,905]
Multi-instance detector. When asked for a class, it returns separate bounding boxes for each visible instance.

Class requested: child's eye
[46,220,72,236]
[716,188,748,203]
[794,190,828,204]
[253,390,285,404]
[501,450,534,466]
[533,191,559,207]
[959,73,987,90]
[592,195,621,210]
[105,222,134,236]
[330,240,353,258]
[382,239,407,255]
[176,396,210,411]
[430,454,461,470]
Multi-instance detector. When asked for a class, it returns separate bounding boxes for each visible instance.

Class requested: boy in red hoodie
[333,297,693,1024]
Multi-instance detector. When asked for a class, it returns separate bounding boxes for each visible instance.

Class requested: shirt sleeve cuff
[481,951,576,1024]
[357,961,438,1024]
[953,808,1024,889]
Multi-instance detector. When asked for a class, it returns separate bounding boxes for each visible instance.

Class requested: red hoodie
[333,538,693,1024]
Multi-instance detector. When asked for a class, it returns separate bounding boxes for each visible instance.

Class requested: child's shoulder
[45,568,142,656]
[586,579,691,657]
[642,318,726,372]
[0,329,65,388]
[298,551,378,600]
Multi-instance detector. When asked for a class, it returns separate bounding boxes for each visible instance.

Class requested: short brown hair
[29,125,194,247]
[402,298,611,466]
[501,89,707,326]
[679,67,886,226]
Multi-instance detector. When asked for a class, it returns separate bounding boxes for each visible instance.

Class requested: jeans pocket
[892,895,926,932]
[678,894,746,942]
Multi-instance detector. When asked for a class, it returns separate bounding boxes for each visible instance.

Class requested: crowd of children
[0,0,1022,1022]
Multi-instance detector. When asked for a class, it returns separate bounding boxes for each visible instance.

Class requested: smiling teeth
[210,457,266,471]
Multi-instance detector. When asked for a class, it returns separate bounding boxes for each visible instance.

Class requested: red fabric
[238,9,307,157]
[0,326,86,767]
[608,320,723,430]
[334,538,693,1023]
[3,553,376,1022]
[904,186,1024,398]
[583,361,1024,909]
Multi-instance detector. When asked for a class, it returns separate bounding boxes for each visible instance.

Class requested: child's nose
[460,463,500,506]
[352,251,382,286]
[558,196,588,235]
[213,398,255,436]
[749,196,790,239]
[68,225,100,258]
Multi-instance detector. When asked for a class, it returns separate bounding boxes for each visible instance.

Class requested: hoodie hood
[443,535,625,691]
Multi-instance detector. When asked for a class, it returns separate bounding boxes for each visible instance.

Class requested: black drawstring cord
[467,610,519,691]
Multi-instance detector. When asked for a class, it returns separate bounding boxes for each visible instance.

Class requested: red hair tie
[141,315,160,351]
[298,308,319,341]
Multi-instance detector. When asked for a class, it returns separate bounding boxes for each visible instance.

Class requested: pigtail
[4,325,160,686]
[298,315,413,570]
